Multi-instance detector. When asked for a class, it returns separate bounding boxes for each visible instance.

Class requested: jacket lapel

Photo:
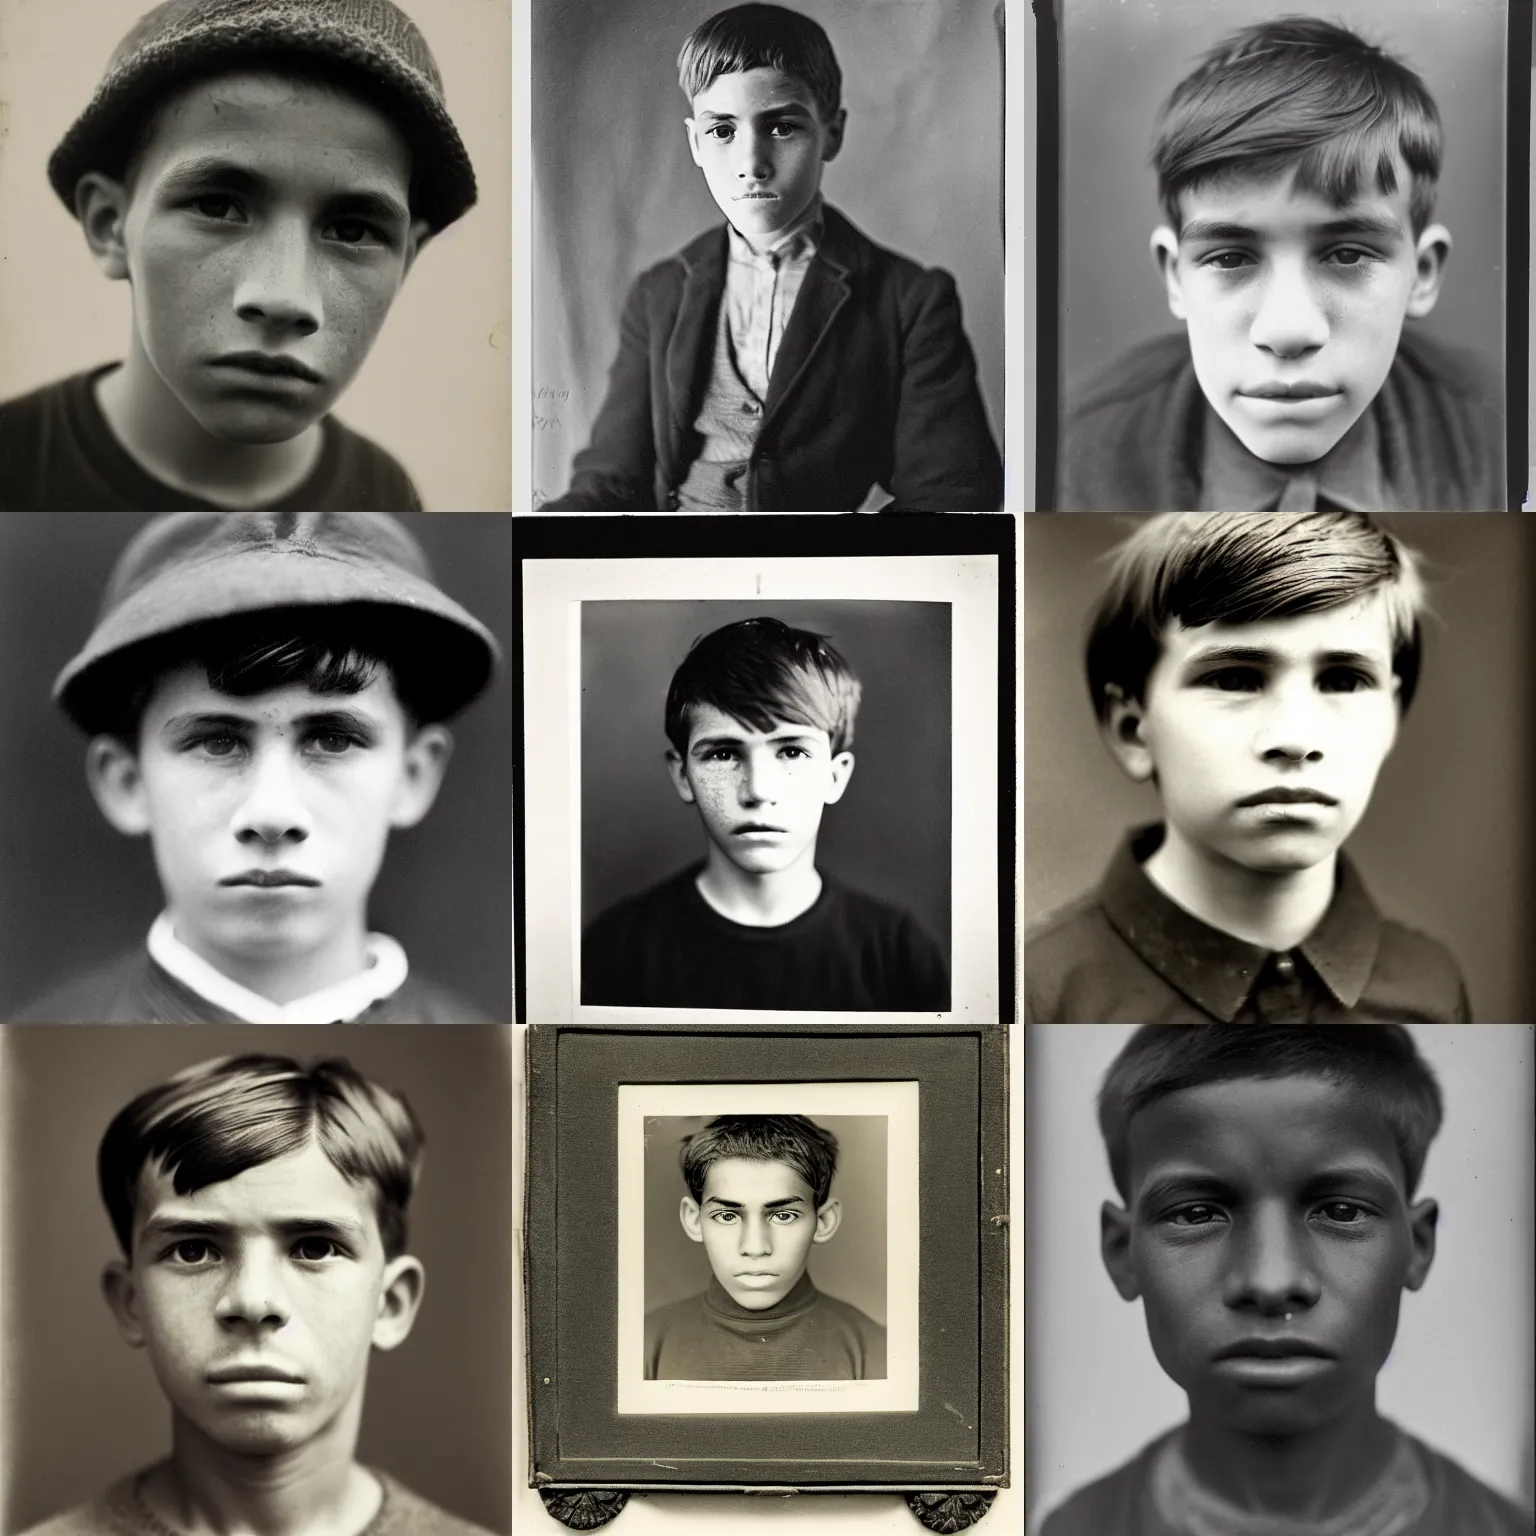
[665,231,728,449]
[763,224,854,426]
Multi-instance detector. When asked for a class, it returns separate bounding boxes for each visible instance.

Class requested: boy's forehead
[691,64,822,118]
[1124,1075,1407,1202]
[1176,162,1415,245]
[141,661,404,731]
[1158,591,1396,672]
[702,1155,813,1202]
[685,702,830,750]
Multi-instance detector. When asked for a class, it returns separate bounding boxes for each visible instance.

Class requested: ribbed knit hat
[48,0,476,234]
[55,511,500,732]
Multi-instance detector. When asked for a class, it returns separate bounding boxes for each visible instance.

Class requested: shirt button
[1275,955,1296,979]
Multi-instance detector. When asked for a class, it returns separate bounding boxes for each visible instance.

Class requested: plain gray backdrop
[1023,513,1536,1023]
[642,1113,889,1328]
[1059,0,1508,404]
[580,598,952,964]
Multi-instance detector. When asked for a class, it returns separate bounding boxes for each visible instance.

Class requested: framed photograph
[522,1024,1009,1525]
[514,516,1015,1023]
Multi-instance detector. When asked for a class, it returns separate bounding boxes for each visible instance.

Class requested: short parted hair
[1085,512,1427,725]
[678,4,842,123]
[79,607,443,746]
[1153,16,1443,238]
[680,1114,840,1208]
[1098,1025,1444,1203]
[665,616,863,756]
[99,1054,425,1260]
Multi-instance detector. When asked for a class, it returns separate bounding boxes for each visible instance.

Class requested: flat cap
[49,0,476,235]
[56,511,499,731]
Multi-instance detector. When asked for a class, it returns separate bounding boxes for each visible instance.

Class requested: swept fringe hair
[678,3,842,120]
[679,1114,840,1207]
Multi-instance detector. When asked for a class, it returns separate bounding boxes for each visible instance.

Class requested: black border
[523,1023,1010,1492]
[1508,0,1532,509]
[1034,0,1062,511]
[510,515,1018,1023]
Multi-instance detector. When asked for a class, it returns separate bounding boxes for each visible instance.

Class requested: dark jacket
[1057,328,1506,511]
[544,206,1002,512]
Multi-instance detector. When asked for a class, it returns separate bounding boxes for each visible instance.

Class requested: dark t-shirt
[0,366,423,511]
[581,864,950,1011]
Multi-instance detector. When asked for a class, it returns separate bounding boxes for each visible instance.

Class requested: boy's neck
[145,1405,378,1536]
[1143,824,1337,952]
[168,911,372,1006]
[96,344,323,509]
[695,844,823,928]
[1181,1397,1397,1521]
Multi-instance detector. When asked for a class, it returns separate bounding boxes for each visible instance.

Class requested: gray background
[0,1025,511,1535]
[1059,0,1507,403]
[0,512,512,1022]
[532,0,1004,503]
[642,1112,888,1325]
[1023,513,1536,1024]
[580,598,952,963]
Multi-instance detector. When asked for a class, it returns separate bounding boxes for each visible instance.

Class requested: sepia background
[1023,513,1536,1023]
[1025,1024,1536,1534]
[0,1024,512,1534]
[531,0,1005,504]
[0,0,511,510]
[0,512,513,1022]
[642,1112,888,1327]
[1057,0,1509,411]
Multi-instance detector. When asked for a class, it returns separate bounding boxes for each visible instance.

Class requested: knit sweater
[1057,328,1506,511]
[644,1273,887,1381]
[15,1466,499,1536]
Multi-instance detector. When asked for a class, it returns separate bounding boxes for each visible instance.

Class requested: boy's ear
[86,736,152,836]
[1100,1200,1140,1301]
[679,1195,704,1243]
[401,218,434,280]
[388,725,454,830]
[683,118,705,170]
[666,748,697,805]
[1150,226,1187,322]
[371,1255,426,1352]
[821,108,847,163]
[822,751,855,805]
[75,173,132,282]
[1403,1197,1438,1292]
[1403,223,1452,321]
[1100,685,1156,785]
[102,1258,147,1348]
[811,1197,842,1244]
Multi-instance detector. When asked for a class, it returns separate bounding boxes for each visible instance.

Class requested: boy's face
[87,69,427,445]
[685,67,845,247]
[1105,592,1401,877]
[104,1137,421,1456]
[1101,1075,1437,1436]
[88,663,449,981]
[1152,163,1450,464]
[680,1155,841,1310]
[667,703,854,880]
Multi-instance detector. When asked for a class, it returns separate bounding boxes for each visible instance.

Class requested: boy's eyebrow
[1181,212,1405,243]
[690,730,820,752]
[159,706,384,736]
[1179,644,1388,672]
[1136,1164,1401,1213]
[702,1195,807,1210]
[695,103,815,122]
[138,1214,371,1245]
[155,155,411,227]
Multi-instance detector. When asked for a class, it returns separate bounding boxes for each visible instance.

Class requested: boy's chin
[191,398,326,445]
[1217,401,1360,468]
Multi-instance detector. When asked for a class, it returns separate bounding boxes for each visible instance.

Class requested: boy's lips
[733,823,789,835]
[734,190,779,202]
[1234,787,1339,808]
[1240,381,1339,400]
[209,351,323,386]
[207,1360,306,1384]
[220,869,321,888]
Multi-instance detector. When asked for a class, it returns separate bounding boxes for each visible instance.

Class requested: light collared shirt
[1199,402,1396,511]
[147,911,409,1024]
[723,194,825,403]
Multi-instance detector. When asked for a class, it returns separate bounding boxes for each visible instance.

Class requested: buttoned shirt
[1199,403,1395,511]
[723,195,824,402]
[1024,825,1471,1023]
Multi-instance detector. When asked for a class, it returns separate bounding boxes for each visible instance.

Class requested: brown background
[0,1024,512,1534]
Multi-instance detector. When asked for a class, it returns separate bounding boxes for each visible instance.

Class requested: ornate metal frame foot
[538,1489,629,1529]
[905,1490,997,1532]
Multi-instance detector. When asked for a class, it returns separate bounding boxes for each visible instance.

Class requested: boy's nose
[232,749,314,846]
[738,1216,773,1256]
[737,752,780,806]
[214,1256,291,1331]
[735,132,772,181]
[1254,679,1326,763]
[1223,1208,1321,1316]
[233,214,324,338]
[1248,260,1330,358]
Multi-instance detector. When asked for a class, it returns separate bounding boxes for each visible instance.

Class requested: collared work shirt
[722,196,824,402]
[1199,402,1396,511]
[1024,825,1471,1023]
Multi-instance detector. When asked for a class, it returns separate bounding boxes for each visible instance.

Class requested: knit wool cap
[55,512,500,732]
[48,0,476,234]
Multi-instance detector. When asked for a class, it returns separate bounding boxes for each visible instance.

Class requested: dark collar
[1199,402,1390,511]
[1099,825,1384,1021]
[703,1271,818,1323]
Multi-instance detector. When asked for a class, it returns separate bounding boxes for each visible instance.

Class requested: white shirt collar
[147,912,409,1024]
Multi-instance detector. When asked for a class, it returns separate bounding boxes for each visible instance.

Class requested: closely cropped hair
[678,3,842,122]
[1085,512,1427,724]
[77,607,442,744]
[1098,1025,1444,1201]
[99,1054,425,1260]
[665,616,862,756]
[1153,16,1442,237]
[680,1114,840,1208]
